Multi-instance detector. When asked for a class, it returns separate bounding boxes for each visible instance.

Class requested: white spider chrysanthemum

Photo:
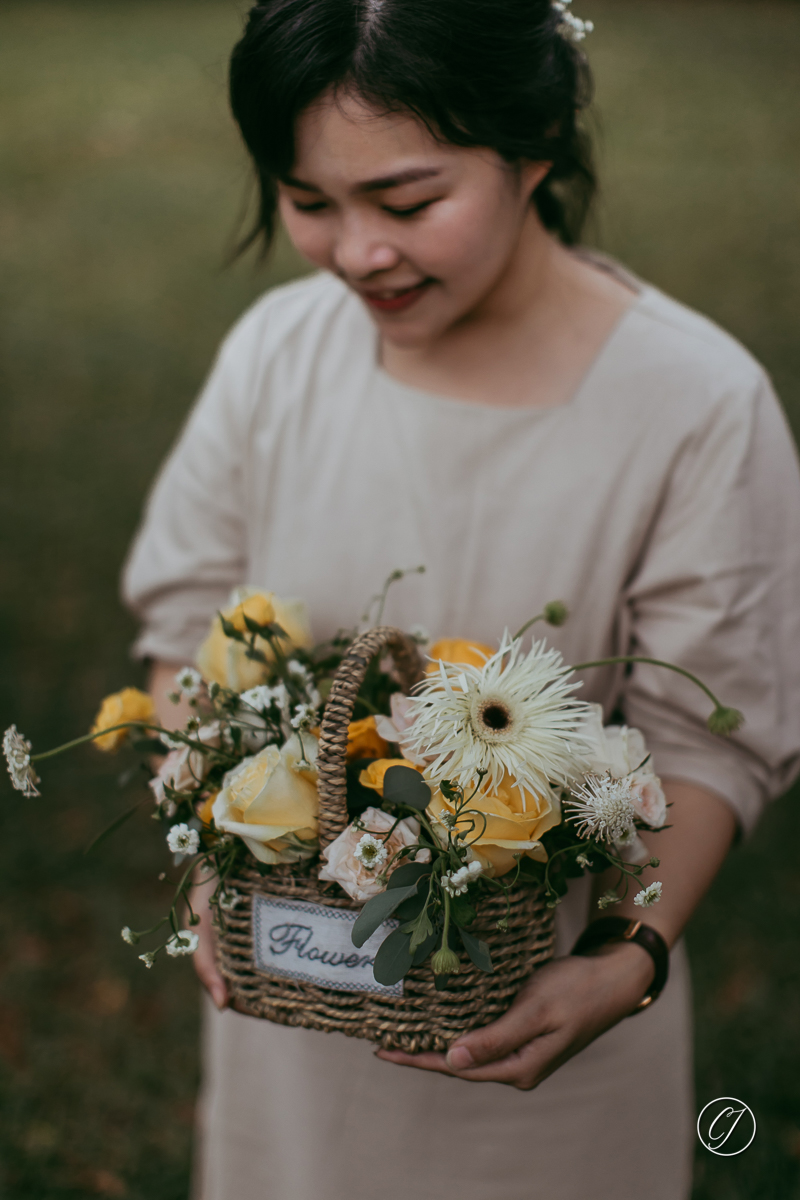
[567,774,636,843]
[634,882,663,908]
[406,634,588,798]
[166,930,200,957]
[3,725,40,797]
[166,823,200,856]
[354,833,388,871]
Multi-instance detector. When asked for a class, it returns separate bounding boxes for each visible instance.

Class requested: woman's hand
[190,873,230,1011]
[376,941,654,1090]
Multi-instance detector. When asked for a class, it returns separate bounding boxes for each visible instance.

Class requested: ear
[520,160,553,199]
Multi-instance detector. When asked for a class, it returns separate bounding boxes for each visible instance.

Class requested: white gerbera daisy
[566,774,636,843]
[405,634,587,798]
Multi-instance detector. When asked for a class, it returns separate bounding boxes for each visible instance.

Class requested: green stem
[31,722,168,762]
[571,656,721,710]
[513,612,547,641]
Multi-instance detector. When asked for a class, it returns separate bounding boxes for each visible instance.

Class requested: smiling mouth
[360,280,433,313]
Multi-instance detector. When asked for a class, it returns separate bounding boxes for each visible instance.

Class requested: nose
[332,211,402,281]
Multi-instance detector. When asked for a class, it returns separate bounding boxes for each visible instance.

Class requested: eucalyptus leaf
[458,928,494,974]
[383,766,432,812]
[373,928,415,986]
[351,882,420,948]
[388,861,432,889]
[394,892,425,922]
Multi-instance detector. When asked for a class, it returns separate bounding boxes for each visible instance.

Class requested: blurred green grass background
[1,2,799,1196]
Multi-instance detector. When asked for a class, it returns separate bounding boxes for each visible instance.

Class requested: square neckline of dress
[370,255,648,418]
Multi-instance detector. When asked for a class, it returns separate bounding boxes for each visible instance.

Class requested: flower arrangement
[3,573,742,991]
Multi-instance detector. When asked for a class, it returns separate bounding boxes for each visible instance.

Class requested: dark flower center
[480,703,512,732]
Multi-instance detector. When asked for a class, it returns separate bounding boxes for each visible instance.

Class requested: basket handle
[316,626,425,850]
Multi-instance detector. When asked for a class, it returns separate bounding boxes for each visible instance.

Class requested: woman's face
[277,91,549,349]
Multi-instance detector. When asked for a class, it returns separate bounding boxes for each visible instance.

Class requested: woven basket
[214,626,555,1052]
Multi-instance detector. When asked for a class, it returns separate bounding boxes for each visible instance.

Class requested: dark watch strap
[571,917,669,1014]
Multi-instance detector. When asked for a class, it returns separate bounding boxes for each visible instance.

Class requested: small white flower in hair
[553,0,594,43]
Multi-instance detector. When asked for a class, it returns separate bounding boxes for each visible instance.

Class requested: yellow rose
[196,792,218,827]
[359,758,424,794]
[346,716,390,762]
[426,638,495,673]
[196,586,313,690]
[91,688,156,753]
[431,774,562,877]
[212,735,319,864]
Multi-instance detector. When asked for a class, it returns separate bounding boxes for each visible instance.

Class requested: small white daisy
[139,952,156,969]
[3,725,40,797]
[634,882,663,908]
[567,774,636,843]
[166,823,200,856]
[291,703,317,731]
[354,833,388,871]
[576,852,591,869]
[174,667,202,698]
[165,930,200,957]
[409,624,430,647]
[121,927,138,945]
[218,891,242,913]
[442,860,483,896]
[239,685,279,711]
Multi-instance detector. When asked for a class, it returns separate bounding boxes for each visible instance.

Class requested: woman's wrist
[572,918,668,1013]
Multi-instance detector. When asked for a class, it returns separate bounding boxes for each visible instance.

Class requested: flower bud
[707,705,744,736]
[431,945,461,976]
[544,600,569,627]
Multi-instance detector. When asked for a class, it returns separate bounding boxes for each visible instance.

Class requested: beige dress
[123,267,800,1200]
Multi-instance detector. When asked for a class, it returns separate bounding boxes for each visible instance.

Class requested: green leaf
[373,928,415,986]
[394,892,425,922]
[412,929,440,966]
[407,909,434,953]
[383,766,432,812]
[388,861,432,889]
[458,928,494,974]
[450,895,476,926]
[219,615,246,642]
[351,883,420,948]
[84,801,144,856]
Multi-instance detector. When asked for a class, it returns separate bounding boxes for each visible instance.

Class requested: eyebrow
[281,167,442,194]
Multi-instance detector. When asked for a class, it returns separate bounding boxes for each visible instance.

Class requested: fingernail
[446,1045,474,1070]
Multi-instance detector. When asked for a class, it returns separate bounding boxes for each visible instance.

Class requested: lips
[360,280,432,313]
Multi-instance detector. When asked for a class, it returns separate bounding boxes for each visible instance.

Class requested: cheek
[278,200,334,268]
[413,192,519,284]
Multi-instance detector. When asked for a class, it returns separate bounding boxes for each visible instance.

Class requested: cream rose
[196,586,313,691]
[581,704,667,828]
[211,734,319,864]
[318,806,430,902]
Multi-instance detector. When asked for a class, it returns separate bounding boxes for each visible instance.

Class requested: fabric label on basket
[252,895,403,997]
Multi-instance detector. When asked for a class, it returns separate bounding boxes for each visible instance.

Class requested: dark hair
[229,0,597,252]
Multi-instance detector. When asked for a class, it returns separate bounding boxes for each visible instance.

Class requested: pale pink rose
[149,723,219,812]
[628,770,667,828]
[318,806,431,903]
[374,694,427,766]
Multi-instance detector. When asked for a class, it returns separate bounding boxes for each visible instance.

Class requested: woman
[123,1,800,1197]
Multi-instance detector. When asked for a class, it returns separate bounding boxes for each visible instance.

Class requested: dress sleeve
[622,373,800,833]
[121,333,254,665]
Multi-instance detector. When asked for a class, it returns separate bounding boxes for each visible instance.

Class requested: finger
[194,948,230,1010]
[445,992,552,1071]
[375,1049,451,1073]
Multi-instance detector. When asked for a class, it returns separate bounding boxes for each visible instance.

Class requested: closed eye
[292,200,328,213]
[383,200,436,217]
